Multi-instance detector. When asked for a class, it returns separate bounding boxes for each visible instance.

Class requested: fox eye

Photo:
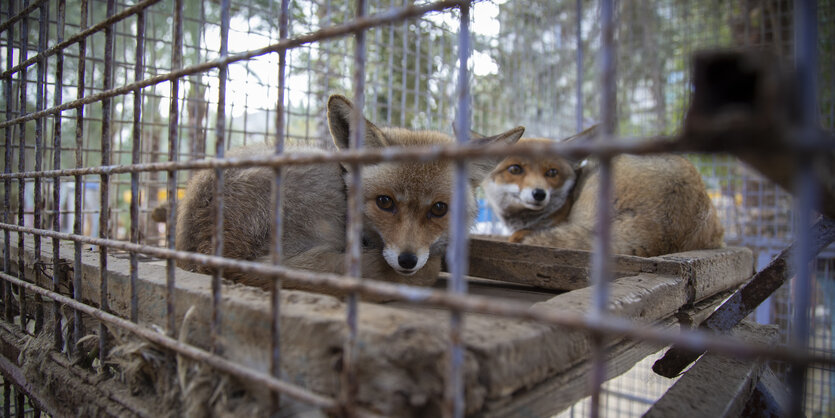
[545,168,559,177]
[507,164,523,175]
[429,202,448,218]
[376,195,395,212]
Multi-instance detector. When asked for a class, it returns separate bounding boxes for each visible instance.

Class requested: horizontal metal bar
[0,0,465,130]
[0,270,340,412]
[0,136,694,180]
[6,130,835,181]
[0,0,163,80]
[1,222,833,368]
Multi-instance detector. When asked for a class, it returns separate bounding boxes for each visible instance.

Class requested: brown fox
[482,132,724,257]
[175,95,524,293]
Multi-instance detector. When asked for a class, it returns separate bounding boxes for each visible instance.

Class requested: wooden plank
[644,321,779,418]
[0,322,143,417]
[741,367,792,417]
[652,246,755,302]
[654,217,834,377]
[5,237,754,416]
[467,238,752,296]
[467,237,685,290]
[481,323,671,417]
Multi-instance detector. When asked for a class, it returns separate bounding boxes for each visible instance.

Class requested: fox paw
[509,230,532,243]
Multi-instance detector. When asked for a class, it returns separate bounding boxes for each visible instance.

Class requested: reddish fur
[484,138,724,257]
[175,95,523,298]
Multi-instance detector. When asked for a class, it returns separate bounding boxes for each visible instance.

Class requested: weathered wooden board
[4,237,754,416]
[466,237,752,296]
[644,321,780,418]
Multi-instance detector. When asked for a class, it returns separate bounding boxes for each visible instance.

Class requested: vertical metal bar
[341,0,367,414]
[166,0,183,337]
[446,4,470,418]
[589,0,616,417]
[386,19,394,125]
[790,0,818,416]
[413,20,421,118]
[3,0,15,324]
[2,380,7,418]
[32,0,48,336]
[16,0,30,331]
[15,387,22,418]
[51,0,66,351]
[211,0,230,355]
[130,6,145,323]
[399,3,407,127]
[270,0,288,412]
[73,0,88,352]
[575,0,584,133]
[98,0,116,365]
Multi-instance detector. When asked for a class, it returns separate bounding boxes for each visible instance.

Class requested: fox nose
[532,188,547,202]
[398,252,418,270]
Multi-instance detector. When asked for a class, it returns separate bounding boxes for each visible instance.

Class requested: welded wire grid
[0,0,834,417]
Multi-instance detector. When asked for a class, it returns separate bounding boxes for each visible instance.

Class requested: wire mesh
[0,0,833,416]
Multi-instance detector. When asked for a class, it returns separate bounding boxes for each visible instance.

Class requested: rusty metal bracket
[653,216,835,378]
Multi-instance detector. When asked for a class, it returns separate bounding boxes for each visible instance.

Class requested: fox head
[481,125,598,232]
[327,94,524,275]
[483,137,578,215]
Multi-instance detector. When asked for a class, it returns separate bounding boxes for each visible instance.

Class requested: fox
[482,129,724,257]
[174,94,524,295]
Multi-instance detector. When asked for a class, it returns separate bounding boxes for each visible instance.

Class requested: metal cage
[1,0,834,416]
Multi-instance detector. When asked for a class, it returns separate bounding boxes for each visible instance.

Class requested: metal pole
[446,3,470,417]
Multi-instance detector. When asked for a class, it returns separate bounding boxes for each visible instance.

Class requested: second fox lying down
[175,95,524,290]
[482,131,724,257]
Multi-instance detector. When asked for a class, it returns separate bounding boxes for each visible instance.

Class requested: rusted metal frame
[0,0,45,34]
[0,0,162,81]
[33,0,48,336]
[129,7,145,324]
[445,4,470,418]
[589,0,616,416]
[3,0,16,324]
[51,0,66,352]
[575,0,583,133]
[341,0,368,415]
[652,216,835,377]
[0,0,465,132]
[15,386,23,417]
[98,0,116,368]
[399,0,407,127]
[0,272,342,413]
[211,0,230,357]
[72,0,88,354]
[345,0,368,406]
[0,133,703,181]
[789,1,818,416]
[16,0,30,332]
[166,0,183,338]
[2,380,7,417]
[270,0,289,412]
[413,18,421,119]
[3,223,835,368]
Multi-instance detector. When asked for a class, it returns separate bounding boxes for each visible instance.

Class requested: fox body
[176,95,523,293]
[483,137,724,257]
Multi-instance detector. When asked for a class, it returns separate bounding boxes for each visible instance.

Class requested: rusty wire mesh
[1,0,834,417]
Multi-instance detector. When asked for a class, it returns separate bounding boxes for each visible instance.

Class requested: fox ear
[451,122,486,140]
[561,124,599,143]
[467,126,525,185]
[327,95,387,150]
